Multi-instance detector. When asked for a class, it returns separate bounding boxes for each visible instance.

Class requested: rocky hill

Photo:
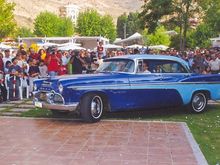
[8,0,144,28]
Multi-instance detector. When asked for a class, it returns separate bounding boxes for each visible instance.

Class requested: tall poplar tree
[139,0,199,50]
[0,0,16,40]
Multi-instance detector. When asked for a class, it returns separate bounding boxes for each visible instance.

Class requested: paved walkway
[0,100,34,116]
[0,117,207,165]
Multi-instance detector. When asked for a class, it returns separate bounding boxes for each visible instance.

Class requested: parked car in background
[33,55,220,122]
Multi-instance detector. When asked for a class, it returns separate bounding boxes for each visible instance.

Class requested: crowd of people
[0,43,220,102]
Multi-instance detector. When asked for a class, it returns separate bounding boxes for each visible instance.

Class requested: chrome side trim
[67,81,220,90]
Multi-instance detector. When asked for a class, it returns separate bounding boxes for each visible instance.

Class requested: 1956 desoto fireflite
[33,55,220,122]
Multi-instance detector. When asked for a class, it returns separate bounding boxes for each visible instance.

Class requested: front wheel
[188,92,208,113]
[80,94,104,123]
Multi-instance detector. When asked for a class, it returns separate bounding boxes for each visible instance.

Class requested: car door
[159,60,192,107]
[127,59,187,110]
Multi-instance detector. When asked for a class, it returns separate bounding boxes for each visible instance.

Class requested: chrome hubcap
[192,93,206,112]
[91,96,103,119]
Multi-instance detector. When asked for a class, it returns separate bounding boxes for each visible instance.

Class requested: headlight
[58,84,63,93]
[33,83,38,91]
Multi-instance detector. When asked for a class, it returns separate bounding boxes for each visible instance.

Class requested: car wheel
[188,92,207,113]
[51,110,70,116]
[80,93,104,123]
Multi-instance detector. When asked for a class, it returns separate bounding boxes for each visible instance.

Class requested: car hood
[59,72,130,87]
[35,72,130,91]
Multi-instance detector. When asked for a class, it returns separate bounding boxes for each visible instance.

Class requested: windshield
[97,59,135,73]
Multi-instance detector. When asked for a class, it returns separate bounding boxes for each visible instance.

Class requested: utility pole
[123,23,127,39]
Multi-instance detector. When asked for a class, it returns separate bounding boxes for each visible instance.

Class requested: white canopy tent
[59,42,81,47]
[126,32,142,41]
[37,42,59,47]
[114,32,143,46]
[58,43,85,51]
[148,45,169,50]
[127,44,145,49]
[103,44,123,49]
[0,43,12,49]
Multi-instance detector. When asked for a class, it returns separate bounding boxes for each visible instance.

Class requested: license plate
[35,102,42,108]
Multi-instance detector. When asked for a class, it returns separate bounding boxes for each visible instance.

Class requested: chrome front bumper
[33,91,79,111]
[33,101,79,111]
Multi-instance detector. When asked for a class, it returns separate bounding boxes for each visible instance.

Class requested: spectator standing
[16,52,23,68]
[187,52,194,69]
[29,48,40,62]
[3,49,12,67]
[84,50,92,73]
[0,53,7,102]
[95,54,103,67]
[8,58,22,100]
[70,50,86,74]
[39,61,48,78]
[38,49,47,61]
[97,41,104,57]
[209,54,220,74]
[21,53,29,75]
[4,61,11,74]
[192,52,205,73]
[0,53,3,72]
[28,59,40,93]
[45,49,61,77]
[58,51,70,75]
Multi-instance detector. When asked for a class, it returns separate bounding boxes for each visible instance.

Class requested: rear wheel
[80,93,104,123]
[188,92,207,113]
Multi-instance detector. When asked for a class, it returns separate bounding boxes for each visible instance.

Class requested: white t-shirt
[209,59,220,71]
[3,57,12,66]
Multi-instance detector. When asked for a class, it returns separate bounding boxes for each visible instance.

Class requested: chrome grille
[34,91,64,104]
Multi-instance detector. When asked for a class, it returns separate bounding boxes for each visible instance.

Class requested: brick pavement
[0,117,208,165]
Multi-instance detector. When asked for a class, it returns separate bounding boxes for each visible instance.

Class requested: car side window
[159,62,187,73]
[137,59,188,74]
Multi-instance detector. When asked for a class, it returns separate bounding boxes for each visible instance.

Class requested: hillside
[8,0,144,28]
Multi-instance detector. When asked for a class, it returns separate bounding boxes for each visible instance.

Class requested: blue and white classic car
[33,55,220,122]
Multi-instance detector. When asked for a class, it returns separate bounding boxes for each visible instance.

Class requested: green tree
[174,0,199,50]
[16,27,34,37]
[76,9,116,41]
[139,0,174,33]
[34,11,61,36]
[0,0,16,40]
[116,13,127,39]
[117,12,142,39]
[143,26,171,46]
[100,15,116,42]
[187,24,215,48]
[76,9,102,36]
[170,27,181,49]
[198,0,220,33]
[34,11,74,37]
[139,0,200,50]
[126,12,142,37]
[58,18,75,37]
